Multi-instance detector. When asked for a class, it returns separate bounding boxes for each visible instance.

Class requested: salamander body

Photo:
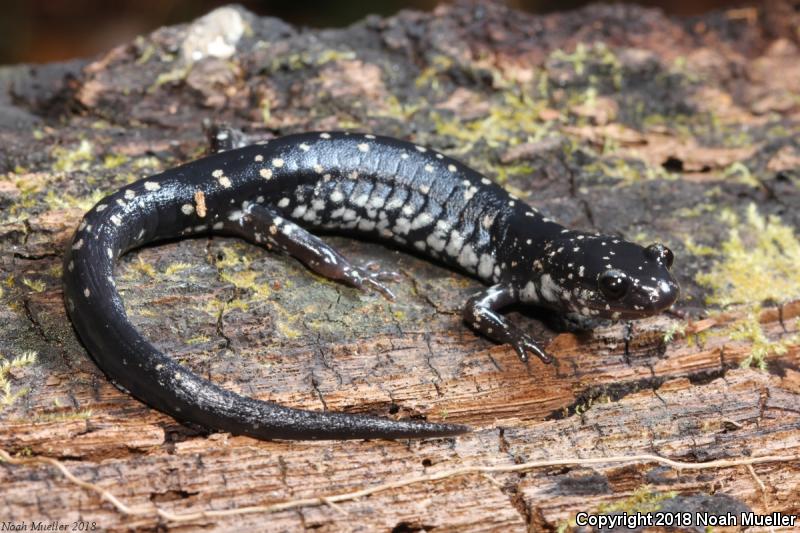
[63,131,679,440]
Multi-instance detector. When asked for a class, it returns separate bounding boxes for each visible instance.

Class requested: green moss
[21,278,46,293]
[415,54,454,89]
[52,139,94,173]
[267,48,357,74]
[675,203,716,219]
[44,188,106,212]
[695,204,800,368]
[729,314,798,369]
[148,65,192,93]
[103,153,129,169]
[186,335,211,345]
[221,270,272,298]
[374,94,421,122]
[697,204,799,307]
[0,350,37,409]
[30,409,93,423]
[315,49,357,65]
[132,156,163,170]
[276,320,302,339]
[723,162,759,188]
[163,262,193,277]
[135,39,156,65]
[202,298,250,316]
[683,237,716,256]
[597,485,677,514]
[662,321,687,344]
[431,91,553,150]
[260,96,271,125]
[133,257,158,278]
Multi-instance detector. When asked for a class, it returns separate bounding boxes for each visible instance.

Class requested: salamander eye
[645,243,674,270]
[598,270,630,301]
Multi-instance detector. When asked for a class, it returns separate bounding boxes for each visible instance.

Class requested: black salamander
[63,131,679,440]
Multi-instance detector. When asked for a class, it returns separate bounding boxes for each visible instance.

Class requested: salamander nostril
[645,243,674,269]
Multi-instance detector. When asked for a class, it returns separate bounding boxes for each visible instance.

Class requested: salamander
[62,130,679,440]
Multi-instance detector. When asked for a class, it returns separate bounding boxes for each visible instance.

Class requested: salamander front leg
[229,205,399,300]
[463,284,553,364]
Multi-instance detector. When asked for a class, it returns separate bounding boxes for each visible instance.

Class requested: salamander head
[525,232,679,320]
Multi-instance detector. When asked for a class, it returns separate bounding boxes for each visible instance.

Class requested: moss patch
[597,485,677,514]
[696,204,799,307]
[695,203,800,368]
[0,350,37,409]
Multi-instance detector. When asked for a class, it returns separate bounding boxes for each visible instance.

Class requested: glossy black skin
[63,131,679,440]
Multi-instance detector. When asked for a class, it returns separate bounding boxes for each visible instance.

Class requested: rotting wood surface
[1,2,799,531]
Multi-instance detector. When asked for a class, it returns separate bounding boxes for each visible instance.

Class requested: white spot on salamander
[393,217,411,234]
[110,215,122,226]
[272,158,284,168]
[330,189,344,204]
[124,189,136,200]
[448,164,456,172]
[410,212,433,230]
[260,168,273,180]
[520,281,539,303]
[144,181,160,191]
[181,204,194,215]
[357,143,369,153]
[458,245,479,269]
[539,274,560,302]
[358,219,376,231]
[83,288,90,298]
[478,254,494,279]
[445,230,464,257]
[299,143,310,151]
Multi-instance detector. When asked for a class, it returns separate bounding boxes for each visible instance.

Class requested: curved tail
[62,190,468,440]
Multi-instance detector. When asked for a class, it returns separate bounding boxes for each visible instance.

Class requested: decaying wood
[1,2,799,531]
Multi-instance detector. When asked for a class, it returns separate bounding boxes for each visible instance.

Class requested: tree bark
[1,2,799,531]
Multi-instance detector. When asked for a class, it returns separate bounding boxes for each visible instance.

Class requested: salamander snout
[629,242,680,314]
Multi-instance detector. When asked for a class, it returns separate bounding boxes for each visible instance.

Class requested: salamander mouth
[583,278,680,320]
[614,280,680,319]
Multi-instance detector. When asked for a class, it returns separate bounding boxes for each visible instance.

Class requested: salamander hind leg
[229,204,400,300]
[463,284,553,364]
